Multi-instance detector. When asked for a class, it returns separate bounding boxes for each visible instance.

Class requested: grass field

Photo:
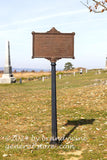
[0,70,107,160]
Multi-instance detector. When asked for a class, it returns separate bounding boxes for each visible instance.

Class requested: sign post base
[50,138,59,145]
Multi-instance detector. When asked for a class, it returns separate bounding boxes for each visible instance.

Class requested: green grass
[0,70,107,160]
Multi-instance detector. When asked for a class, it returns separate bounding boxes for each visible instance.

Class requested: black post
[50,62,58,145]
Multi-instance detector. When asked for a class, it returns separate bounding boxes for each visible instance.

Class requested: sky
[0,0,107,71]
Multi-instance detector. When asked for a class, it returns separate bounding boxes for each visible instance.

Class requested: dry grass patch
[0,70,106,160]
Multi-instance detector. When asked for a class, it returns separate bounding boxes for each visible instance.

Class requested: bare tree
[81,0,107,13]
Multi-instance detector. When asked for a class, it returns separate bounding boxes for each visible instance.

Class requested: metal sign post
[50,62,58,144]
[32,27,75,145]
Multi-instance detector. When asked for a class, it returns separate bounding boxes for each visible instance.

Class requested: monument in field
[105,57,107,70]
[0,41,16,84]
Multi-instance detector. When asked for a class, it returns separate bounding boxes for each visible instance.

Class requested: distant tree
[14,70,17,73]
[81,0,107,13]
[31,70,35,72]
[64,62,73,71]
[21,70,25,73]
[0,70,3,73]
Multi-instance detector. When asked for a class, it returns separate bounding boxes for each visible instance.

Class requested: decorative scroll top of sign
[46,27,61,34]
[32,27,75,62]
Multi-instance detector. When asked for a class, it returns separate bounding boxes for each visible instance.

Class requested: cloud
[21,9,88,23]
[0,9,87,29]
[0,8,106,33]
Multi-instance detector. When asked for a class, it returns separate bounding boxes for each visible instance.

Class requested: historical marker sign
[32,27,75,62]
[32,27,75,145]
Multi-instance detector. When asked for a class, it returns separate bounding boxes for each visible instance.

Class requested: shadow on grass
[59,119,95,144]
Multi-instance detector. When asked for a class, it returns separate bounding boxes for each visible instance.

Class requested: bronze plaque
[32,27,75,62]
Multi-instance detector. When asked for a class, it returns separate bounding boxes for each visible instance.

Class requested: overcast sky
[0,0,107,70]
